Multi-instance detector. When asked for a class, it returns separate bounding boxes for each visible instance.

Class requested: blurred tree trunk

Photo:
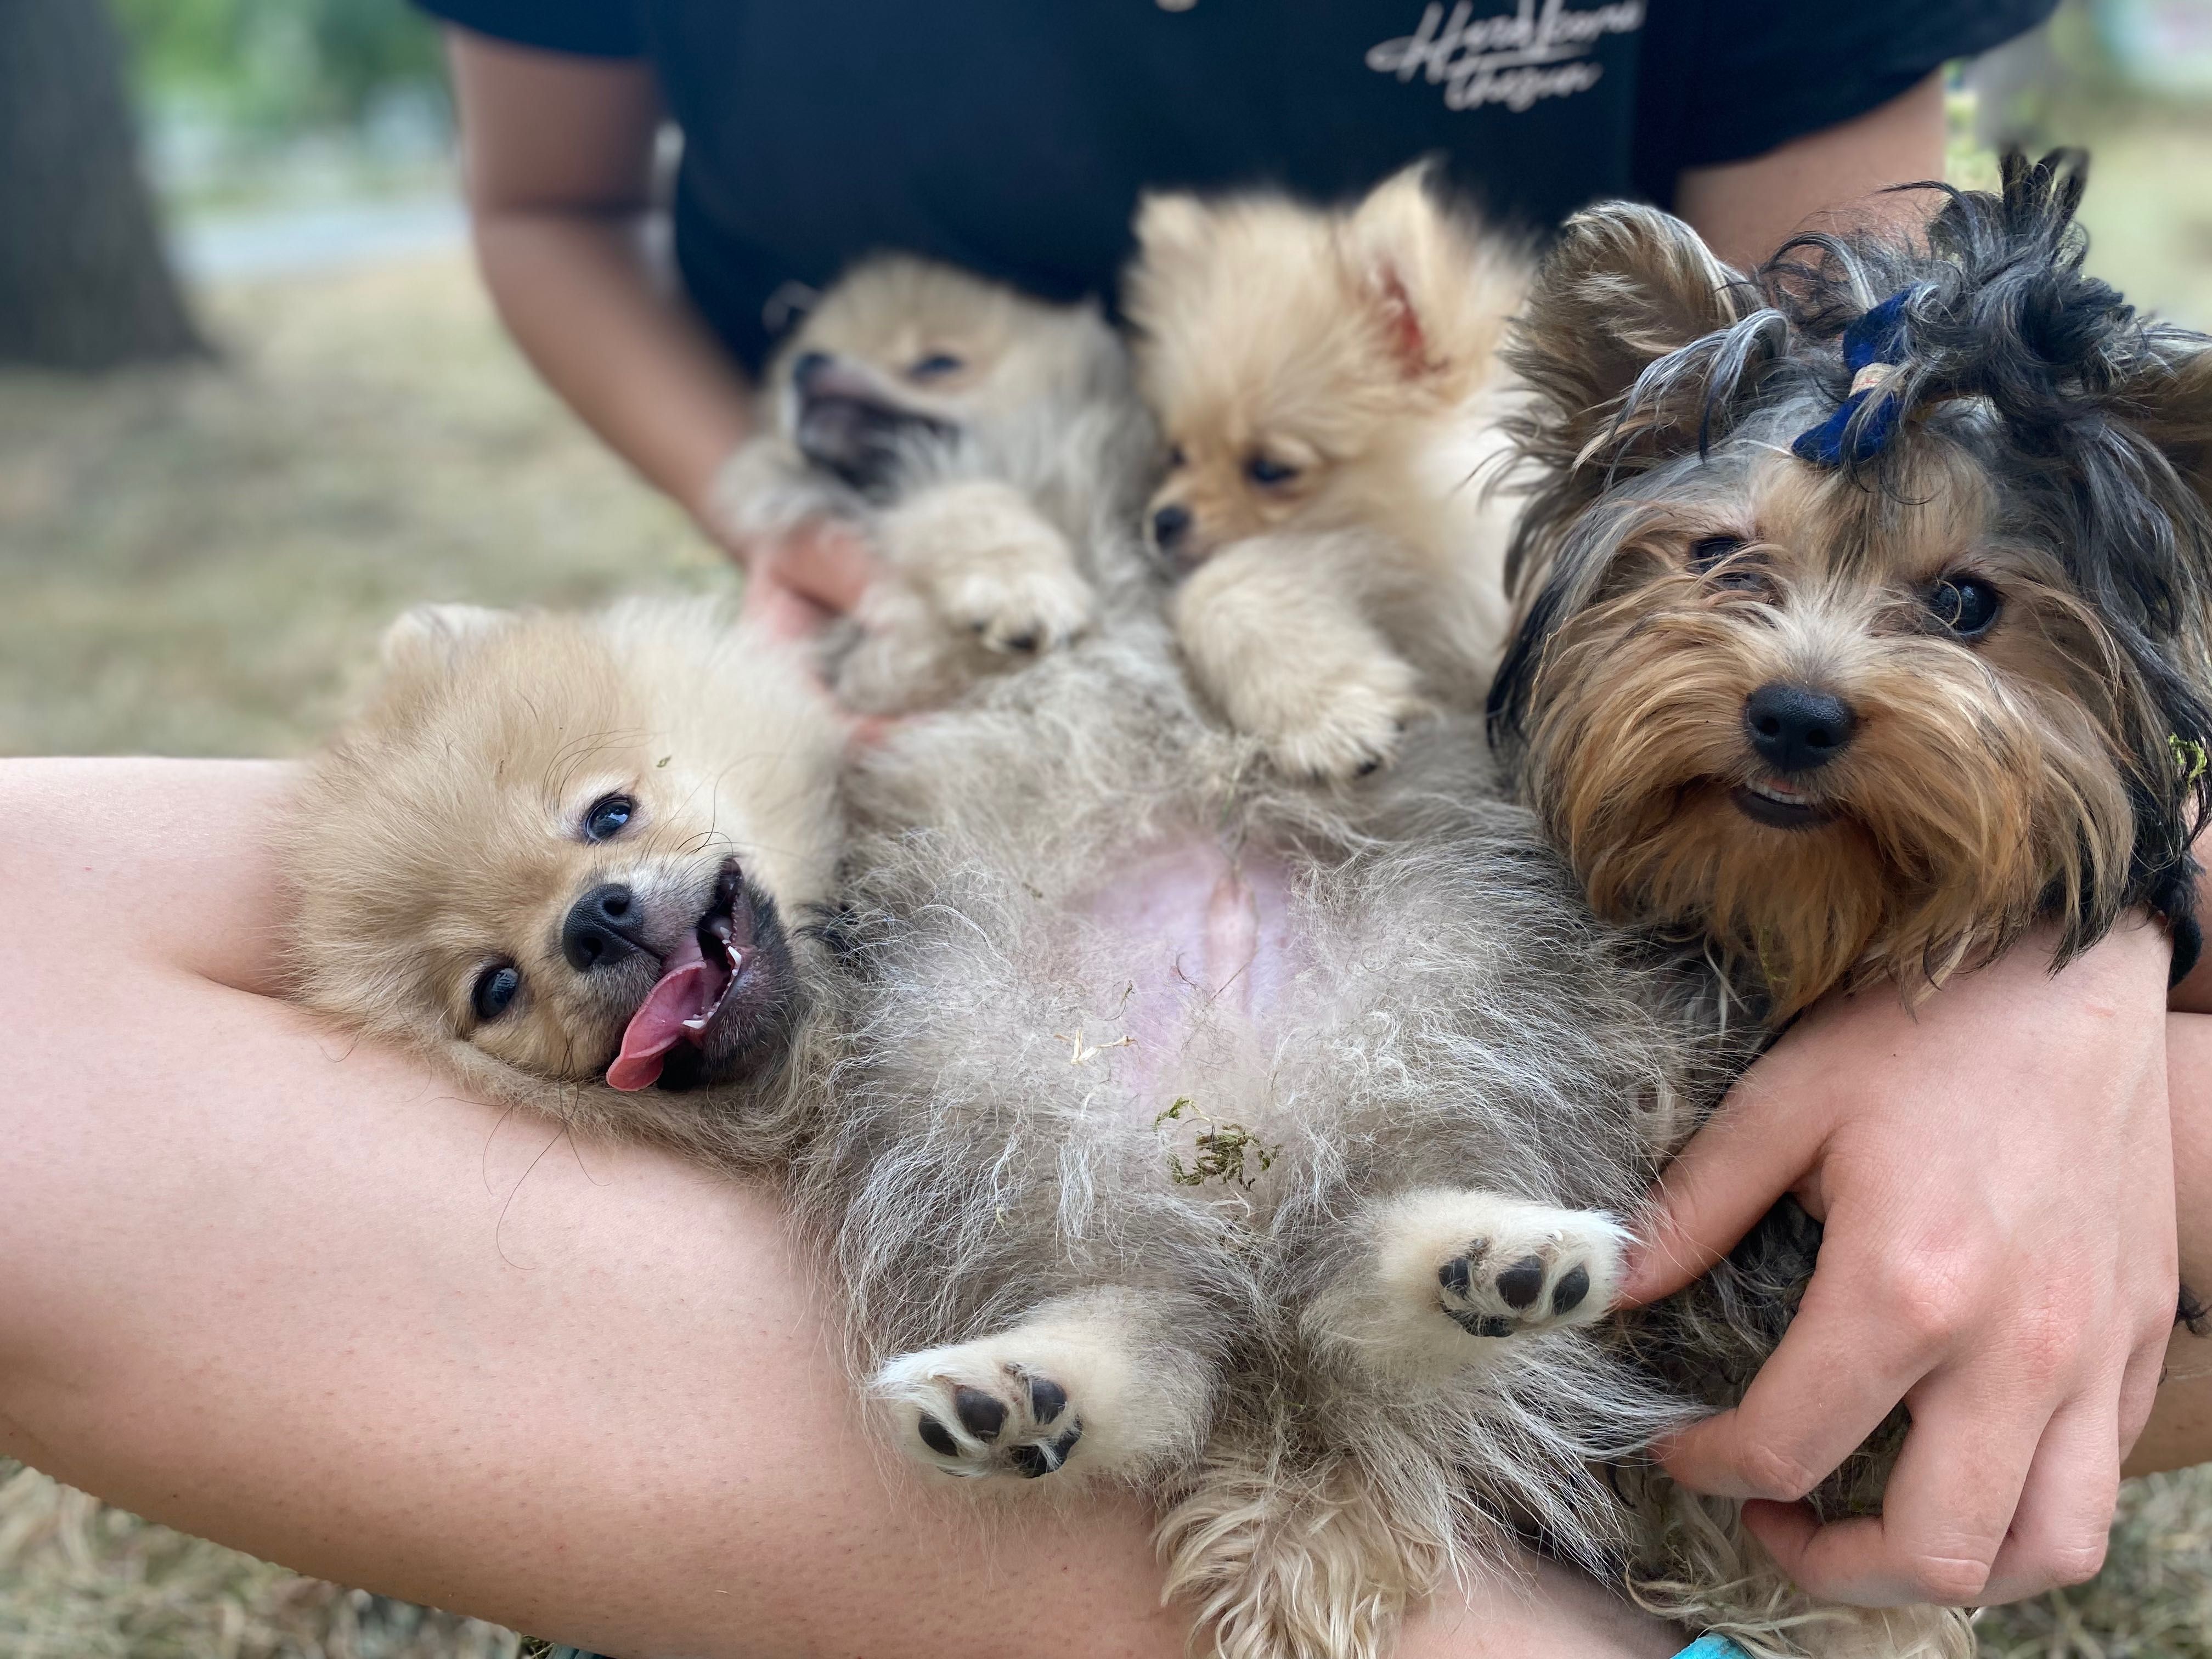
[0,0,207,369]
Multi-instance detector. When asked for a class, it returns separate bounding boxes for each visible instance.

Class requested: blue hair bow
[1791,286,1925,468]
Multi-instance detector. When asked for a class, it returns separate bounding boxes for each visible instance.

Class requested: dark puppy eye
[1688,535,1747,573]
[583,793,636,841]
[908,352,963,381]
[1167,445,1187,470]
[1245,454,1299,487]
[1929,576,2002,637]
[472,963,521,1022]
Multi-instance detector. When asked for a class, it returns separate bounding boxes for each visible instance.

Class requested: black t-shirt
[418,0,2053,373]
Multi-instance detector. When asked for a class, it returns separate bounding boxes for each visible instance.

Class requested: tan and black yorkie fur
[1492,153,2212,1018]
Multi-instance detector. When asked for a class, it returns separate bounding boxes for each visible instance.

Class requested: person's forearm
[1675,71,1947,270]
[2126,1010,2212,1474]
[473,208,753,526]
[443,28,753,531]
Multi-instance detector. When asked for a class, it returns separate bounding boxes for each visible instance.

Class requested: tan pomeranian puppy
[284,598,845,1156]
[710,254,1141,714]
[1124,163,1533,778]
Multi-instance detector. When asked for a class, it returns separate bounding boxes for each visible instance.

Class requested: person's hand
[1621,919,2179,1608]
[730,520,883,645]
[722,520,899,746]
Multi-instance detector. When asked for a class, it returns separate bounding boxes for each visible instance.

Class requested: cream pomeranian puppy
[284,599,847,1143]
[283,585,1737,1659]
[1124,163,1533,779]
[709,254,1145,714]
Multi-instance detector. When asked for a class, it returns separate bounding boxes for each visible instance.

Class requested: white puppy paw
[876,1339,1086,1481]
[871,1290,1212,1487]
[1306,1190,1629,1387]
[1245,652,1427,782]
[1428,1197,1626,1339]
[936,546,1096,657]
[827,580,965,715]
[878,481,1095,660]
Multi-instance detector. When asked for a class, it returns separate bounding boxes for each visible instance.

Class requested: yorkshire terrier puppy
[1483,151,2212,1654]
[1492,152,2212,1018]
[1124,163,1533,778]
[712,254,1142,713]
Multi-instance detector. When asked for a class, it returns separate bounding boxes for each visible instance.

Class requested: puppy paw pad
[1436,1218,1618,1339]
[944,564,1094,658]
[1252,679,1427,783]
[883,1351,1086,1483]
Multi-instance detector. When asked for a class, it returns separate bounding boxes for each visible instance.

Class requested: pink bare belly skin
[1073,837,1301,1099]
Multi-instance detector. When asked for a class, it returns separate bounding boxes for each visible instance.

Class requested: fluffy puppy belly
[1076,836,1300,1094]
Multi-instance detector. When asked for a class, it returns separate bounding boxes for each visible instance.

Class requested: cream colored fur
[1126,163,1533,778]
[284,596,844,1158]
[709,255,1128,713]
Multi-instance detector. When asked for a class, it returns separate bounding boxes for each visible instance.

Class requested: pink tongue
[606,932,728,1092]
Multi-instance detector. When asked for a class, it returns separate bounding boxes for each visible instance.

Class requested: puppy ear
[1132,191,1214,269]
[1506,202,1754,469]
[2122,340,2212,521]
[379,603,511,678]
[1500,204,1777,600]
[1345,162,1450,380]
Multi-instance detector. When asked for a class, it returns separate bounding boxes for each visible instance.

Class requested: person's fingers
[737,568,835,644]
[1744,1373,2047,1606]
[1618,1072,1828,1306]
[843,711,896,751]
[1657,1277,1940,1505]
[1977,1385,2123,1604]
[2117,1322,2169,1459]
[769,522,880,613]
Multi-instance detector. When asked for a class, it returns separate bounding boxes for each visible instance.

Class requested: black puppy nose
[1745,682,1857,774]
[791,351,833,391]
[1152,504,1192,550]
[562,883,644,972]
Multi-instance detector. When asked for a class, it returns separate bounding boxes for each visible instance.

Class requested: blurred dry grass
[5,110,2212,1658]
[2069,116,2212,331]
[0,249,722,760]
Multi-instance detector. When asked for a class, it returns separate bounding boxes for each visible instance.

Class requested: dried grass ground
[4,160,2212,1653]
[0,249,719,760]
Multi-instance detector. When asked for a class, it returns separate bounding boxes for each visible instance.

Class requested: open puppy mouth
[1729,776,1840,831]
[795,391,955,493]
[605,859,752,1092]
